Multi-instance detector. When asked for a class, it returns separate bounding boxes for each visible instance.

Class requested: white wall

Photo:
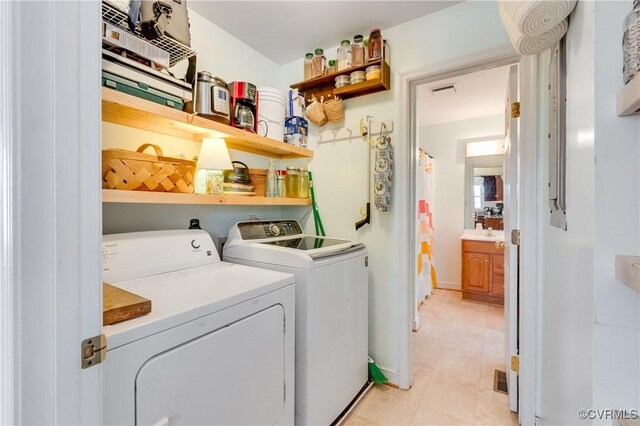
[277,1,511,381]
[537,1,640,423]
[592,0,640,413]
[102,9,302,242]
[419,115,504,290]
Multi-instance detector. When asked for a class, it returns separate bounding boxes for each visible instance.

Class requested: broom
[368,356,388,384]
[308,169,326,237]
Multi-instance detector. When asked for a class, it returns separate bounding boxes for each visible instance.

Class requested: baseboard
[436,281,461,290]
[379,366,399,387]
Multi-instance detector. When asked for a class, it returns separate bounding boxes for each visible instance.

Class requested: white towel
[498,0,576,35]
[499,2,568,55]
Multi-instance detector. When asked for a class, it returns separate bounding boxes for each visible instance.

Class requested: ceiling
[416,65,512,126]
[188,1,461,64]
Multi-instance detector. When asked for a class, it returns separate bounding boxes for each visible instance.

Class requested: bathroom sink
[460,230,505,242]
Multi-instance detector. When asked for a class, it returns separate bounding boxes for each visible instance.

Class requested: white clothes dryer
[101,229,295,426]
[224,220,369,426]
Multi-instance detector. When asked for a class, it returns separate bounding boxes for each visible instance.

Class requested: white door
[503,65,519,412]
[5,1,103,423]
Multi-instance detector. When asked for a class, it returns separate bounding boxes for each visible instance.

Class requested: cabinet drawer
[492,253,504,276]
[490,274,504,297]
[462,240,504,254]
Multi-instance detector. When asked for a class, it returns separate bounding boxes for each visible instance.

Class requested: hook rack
[313,117,394,144]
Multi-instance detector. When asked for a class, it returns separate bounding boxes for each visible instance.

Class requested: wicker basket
[102,143,196,193]
[323,97,345,122]
[305,98,328,127]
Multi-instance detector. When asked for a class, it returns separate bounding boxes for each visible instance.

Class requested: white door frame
[398,45,538,425]
[2,2,103,423]
[0,1,16,423]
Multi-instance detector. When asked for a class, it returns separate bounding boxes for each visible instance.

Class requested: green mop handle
[308,170,326,237]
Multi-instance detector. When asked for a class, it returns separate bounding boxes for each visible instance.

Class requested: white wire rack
[102,1,196,67]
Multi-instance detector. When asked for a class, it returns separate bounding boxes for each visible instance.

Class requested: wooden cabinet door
[462,252,490,293]
[490,253,505,296]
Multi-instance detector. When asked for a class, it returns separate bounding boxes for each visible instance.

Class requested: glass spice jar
[286,167,299,198]
[328,59,337,74]
[368,28,383,62]
[303,52,313,80]
[299,169,310,198]
[351,35,365,66]
[337,39,352,71]
[277,169,286,197]
[312,48,326,78]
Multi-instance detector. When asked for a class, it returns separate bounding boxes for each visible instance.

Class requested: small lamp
[197,138,233,195]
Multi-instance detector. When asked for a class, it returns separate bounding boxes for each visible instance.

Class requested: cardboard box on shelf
[284,133,308,148]
[285,116,308,136]
[102,22,170,69]
[288,89,306,118]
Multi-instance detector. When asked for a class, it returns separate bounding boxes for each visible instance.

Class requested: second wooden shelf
[102,189,311,206]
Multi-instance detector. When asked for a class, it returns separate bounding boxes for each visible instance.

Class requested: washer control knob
[269,224,281,236]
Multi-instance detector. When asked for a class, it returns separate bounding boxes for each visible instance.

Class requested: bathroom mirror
[464,155,504,230]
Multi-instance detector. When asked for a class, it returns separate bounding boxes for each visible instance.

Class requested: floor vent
[494,370,508,395]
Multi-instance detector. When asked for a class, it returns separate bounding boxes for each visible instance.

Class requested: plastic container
[368,28,383,61]
[365,65,381,81]
[337,39,352,71]
[257,87,287,142]
[335,75,351,88]
[624,0,640,83]
[352,35,365,66]
[350,70,366,84]
[303,52,313,80]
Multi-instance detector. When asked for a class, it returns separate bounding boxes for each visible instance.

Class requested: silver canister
[192,71,231,124]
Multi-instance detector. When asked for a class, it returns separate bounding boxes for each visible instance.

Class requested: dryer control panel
[237,221,303,240]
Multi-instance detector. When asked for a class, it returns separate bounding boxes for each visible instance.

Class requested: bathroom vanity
[460,231,505,305]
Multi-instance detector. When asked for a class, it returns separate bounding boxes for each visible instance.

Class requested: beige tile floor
[344,289,518,426]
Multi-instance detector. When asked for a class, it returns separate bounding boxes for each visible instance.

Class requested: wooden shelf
[290,59,383,92]
[289,45,391,104]
[102,88,313,159]
[618,73,640,116]
[102,189,311,206]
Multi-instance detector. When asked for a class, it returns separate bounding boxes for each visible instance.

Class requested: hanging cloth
[374,125,393,211]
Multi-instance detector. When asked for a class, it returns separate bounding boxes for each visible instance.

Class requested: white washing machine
[224,220,369,426]
[101,229,295,426]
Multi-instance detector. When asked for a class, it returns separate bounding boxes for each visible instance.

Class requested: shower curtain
[415,149,437,326]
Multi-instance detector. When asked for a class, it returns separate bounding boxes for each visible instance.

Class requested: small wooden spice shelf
[290,52,391,104]
[102,88,314,159]
[617,72,640,116]
[102,189,311,206]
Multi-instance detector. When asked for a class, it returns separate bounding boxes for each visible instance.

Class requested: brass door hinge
[82,334,106,369]
[511,355,520,373]
[511,229,521,246]
[511,102,521,118]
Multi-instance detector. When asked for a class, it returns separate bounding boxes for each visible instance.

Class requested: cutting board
[103,283,152,326]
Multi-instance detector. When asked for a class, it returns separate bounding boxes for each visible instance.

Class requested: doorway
[398,48,540,425]
[411,63,517,424]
